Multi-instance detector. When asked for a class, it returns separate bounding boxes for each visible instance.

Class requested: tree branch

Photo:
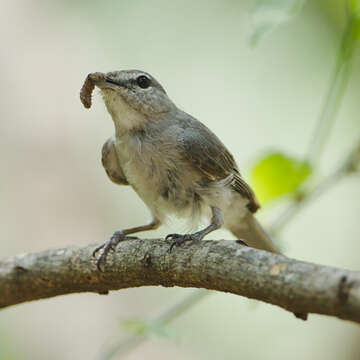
[1,239,360,323]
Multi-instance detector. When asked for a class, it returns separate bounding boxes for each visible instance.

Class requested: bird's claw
[166,233,201,253]
[93,231,138,272]
[235,239,248,246]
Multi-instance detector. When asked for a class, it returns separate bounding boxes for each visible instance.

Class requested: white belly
[113,136,179,219]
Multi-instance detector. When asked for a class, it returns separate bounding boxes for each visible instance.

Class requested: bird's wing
[178,119,259,212]
[102,137,129,185]
[232,172,259,212]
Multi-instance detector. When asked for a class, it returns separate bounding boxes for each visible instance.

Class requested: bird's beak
[88,72,124,90]
[104,77,122,86]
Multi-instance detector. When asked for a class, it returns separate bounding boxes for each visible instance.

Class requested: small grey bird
[81,70,280,270]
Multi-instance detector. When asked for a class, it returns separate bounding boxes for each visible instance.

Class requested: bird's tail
[228,212,308,321]
[229,212,280,254]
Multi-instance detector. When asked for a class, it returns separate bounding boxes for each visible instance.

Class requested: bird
[80,70,280,270]
[81,70,308,320]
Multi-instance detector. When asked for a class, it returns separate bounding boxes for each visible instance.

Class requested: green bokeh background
[0,0,359,359]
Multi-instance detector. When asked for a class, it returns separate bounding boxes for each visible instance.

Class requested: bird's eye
[137,75,150,89]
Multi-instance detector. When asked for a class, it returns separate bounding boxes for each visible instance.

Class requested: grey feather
[229,212,280,254]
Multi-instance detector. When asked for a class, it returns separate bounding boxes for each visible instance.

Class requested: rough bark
[1,239,360,323]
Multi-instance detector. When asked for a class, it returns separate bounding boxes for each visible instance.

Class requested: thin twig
[307,14,359,167]
[99,290,209,360]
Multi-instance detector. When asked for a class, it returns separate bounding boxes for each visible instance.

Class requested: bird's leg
[167,207,223,252]
[93,218,160,271]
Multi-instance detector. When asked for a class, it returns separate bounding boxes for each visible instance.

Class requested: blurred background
[1,0,360,359]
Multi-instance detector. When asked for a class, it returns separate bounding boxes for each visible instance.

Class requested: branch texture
[1,239,360,323]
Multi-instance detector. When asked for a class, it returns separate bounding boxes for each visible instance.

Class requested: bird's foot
[235,239,248,246]
[166,232,203,253]
[93,231,138,272]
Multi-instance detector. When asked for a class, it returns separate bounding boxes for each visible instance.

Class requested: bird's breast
[113,134,203,218]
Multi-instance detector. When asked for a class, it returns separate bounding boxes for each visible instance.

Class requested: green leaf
[120,318,177,341]
[349,0,360,18]
[121,319,148,336]
[250,0,306,46]
[348,0,360,39]
[250,152,312,205]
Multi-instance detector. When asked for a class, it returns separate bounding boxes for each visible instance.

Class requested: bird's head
[87,70,175,133]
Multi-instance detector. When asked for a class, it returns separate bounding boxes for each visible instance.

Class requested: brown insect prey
[80,75,95,109]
